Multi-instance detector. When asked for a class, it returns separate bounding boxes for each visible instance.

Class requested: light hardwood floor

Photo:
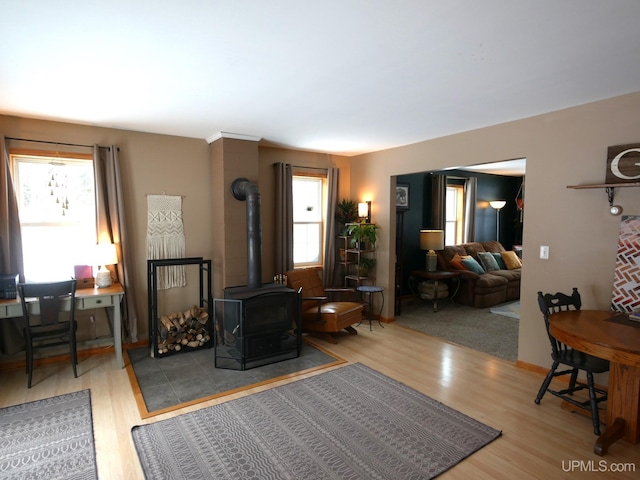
[1,322,638,479]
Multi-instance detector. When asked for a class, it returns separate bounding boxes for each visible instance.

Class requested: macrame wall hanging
[146,194,186,290]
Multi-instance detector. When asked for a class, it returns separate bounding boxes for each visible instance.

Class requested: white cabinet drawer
[0,303,23,318]
[8,303,23,317]
[0,305,22,318]
[79,296,114,309]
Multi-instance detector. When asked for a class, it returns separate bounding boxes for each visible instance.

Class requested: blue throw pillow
[478,252,500,272]
[491,252,507,269]
[461,256,485,274]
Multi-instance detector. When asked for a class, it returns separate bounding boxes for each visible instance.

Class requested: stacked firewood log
[157,305,210,355]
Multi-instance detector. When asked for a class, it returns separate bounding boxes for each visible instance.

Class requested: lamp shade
[358,202,368,218]
[94,243,117,288]
[489,200,506,210]
[420,230,444,251]
[357,201,371,222]
[95,243,118,266]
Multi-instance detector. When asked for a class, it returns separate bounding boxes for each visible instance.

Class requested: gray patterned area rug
[0,389,97,480]
[132,363,501,479]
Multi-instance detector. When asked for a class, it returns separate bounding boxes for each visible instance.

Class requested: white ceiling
[455,158,526,177]
[2,1,640,157]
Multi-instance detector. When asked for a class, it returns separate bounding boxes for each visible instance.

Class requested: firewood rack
[147,257,212,358]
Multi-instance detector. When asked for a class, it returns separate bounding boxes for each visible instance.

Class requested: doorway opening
[392,158,526,361]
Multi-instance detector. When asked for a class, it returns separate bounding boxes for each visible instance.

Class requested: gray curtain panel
[463,176,477,242]
[322,167,338,287]
[93,145,139,343]
[0,137,25,355]
[274,162,293,274]
[0,137,24,279]
[431,174,447,229]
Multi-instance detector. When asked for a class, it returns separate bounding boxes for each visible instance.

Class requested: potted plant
[356,257,376,277]
[346,222,379,249]
[336,199,358,235]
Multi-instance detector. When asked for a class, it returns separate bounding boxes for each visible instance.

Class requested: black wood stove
[214,178,301,370]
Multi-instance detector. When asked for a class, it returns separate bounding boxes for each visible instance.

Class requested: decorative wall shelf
[566,182,640,189]
[567,182,640,214]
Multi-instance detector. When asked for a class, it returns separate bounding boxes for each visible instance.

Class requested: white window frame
[445,184,464,245]
[292,173,327,268]
[11,150,97,282]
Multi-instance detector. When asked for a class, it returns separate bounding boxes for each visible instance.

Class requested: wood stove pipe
[231,177,262,289]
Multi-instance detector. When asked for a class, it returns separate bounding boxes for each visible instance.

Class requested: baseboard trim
[516,359,608,392]
[515,360,548,375]
[0,340,148,373]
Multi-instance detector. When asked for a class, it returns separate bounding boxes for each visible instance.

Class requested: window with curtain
[292,174,326,267]
[445,184,464,245]
[11,151,96,281]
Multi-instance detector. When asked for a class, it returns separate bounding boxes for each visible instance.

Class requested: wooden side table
[409,270,461,312]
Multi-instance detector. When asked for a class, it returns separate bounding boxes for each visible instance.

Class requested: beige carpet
[490,300,521,319]
[395,300,518,362]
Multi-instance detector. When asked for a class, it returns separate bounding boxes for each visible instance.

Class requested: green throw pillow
[478,252,500,272]
[491,252,507,269]
[461,256,485,274]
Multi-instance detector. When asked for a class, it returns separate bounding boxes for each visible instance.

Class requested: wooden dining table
[549,309,640,455]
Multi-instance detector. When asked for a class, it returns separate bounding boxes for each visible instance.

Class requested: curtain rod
[5,136,114,150]
[292,165,328,171]
[272,163,328,172]
[146,192,186,198]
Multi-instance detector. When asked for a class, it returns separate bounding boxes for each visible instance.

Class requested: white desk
[0,283,125,368]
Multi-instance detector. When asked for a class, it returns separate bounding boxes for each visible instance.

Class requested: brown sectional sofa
[436,240,521,308]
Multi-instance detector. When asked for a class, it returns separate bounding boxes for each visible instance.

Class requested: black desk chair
[18,280,78,388]
[535,288,609,435]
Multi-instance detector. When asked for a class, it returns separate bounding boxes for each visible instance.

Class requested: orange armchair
[285,268,362,343]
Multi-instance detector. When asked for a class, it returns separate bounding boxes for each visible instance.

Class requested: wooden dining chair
[18,280,78,388]
[535,288,609,435]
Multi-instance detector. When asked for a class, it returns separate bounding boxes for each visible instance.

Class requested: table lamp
[94,243,118,288]
[358,201,371,223]
[420,230,444,272]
